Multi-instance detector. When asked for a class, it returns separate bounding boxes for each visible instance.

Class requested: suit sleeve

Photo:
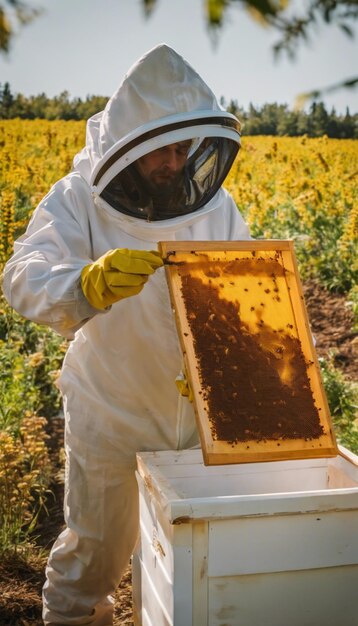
[2,177,105,339]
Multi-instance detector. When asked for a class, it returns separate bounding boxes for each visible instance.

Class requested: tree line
[0,82,357,138]
[224,99,357,138]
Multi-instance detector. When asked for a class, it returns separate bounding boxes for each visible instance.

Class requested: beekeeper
[3,43,251,625]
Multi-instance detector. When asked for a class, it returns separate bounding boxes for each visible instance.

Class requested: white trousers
[42,427,139,626]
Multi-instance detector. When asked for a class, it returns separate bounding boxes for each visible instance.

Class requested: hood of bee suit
[73,43,241,238]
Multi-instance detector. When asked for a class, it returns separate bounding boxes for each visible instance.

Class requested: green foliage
[347,284,358,333]
[0,1,42,53]
[225,100,358,138]
[319,355,358,454]
[293,212,357,293]
[0,83,109,121]
[0,297,67,419]
[0,295,66,553]
[0,340,39,429]
[0,410,53,552]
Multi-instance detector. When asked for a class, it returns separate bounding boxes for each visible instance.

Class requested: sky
[1,0,357,114]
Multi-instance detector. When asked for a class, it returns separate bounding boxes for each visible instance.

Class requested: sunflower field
[225,134,357,293]
[0,120,357,554]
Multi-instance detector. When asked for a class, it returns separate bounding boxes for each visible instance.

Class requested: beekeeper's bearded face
[97,120,241,222]
[135,140,192,191]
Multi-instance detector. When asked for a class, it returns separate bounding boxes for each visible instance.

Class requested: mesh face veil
[92,112,241,222]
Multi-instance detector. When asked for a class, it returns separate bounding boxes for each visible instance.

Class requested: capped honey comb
[160,240,338,465]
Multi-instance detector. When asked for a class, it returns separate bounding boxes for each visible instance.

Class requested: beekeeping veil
[77,43,241,222]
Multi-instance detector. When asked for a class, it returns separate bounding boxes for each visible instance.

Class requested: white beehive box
[133,446,358,626]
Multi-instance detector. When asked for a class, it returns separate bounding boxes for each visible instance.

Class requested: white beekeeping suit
[3,43,251,625]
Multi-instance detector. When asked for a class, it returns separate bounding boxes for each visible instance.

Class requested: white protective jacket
[3,44,250,459]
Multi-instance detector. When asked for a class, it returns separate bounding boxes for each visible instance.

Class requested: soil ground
[0,279,357,625]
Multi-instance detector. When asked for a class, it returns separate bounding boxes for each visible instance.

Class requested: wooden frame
[159,240,338,465]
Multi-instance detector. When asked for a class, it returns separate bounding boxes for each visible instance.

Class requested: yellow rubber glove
[81,248,163,310]
[175,371,194,402]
